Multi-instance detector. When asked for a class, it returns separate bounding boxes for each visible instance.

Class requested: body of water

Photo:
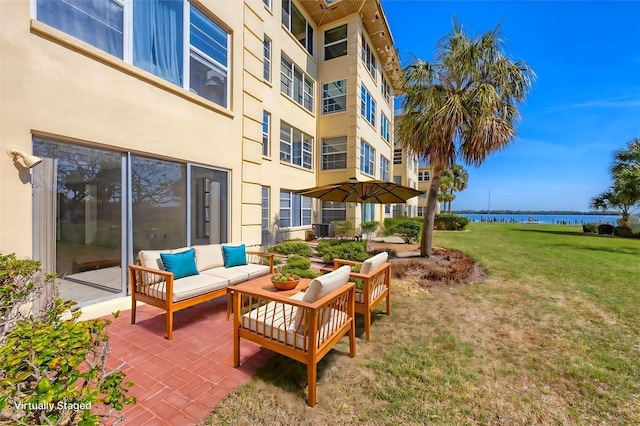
[459,214,619,225]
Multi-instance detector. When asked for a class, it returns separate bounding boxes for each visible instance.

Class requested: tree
[397,19,534,256]
[591,138,640,226]
[439,164,469,213]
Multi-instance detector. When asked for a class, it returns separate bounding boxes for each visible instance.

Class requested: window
[360,140,375,176]
[261,186,269,244]
[263,37,271,81]
[380,156,390,181]
[418,170,430,182]
[418,206,426,216]
[322,201,346,223]
[324,24,347,60]
[281,56,314,112]
[280,190,312,228]
[360,85,376,127]
[282,0,313,56]
[280,122,313,169]
[322,79,347,114]
[413,155,418,172]
[381,113,390,142]
[381,76,391,103]
[361,35,376,79]
[393,175,402,184]
[37,0,124,58]
[263,0,271,9]
[322,137,347,170]
[393,149,402,165]
[38,1,230,107]
[262,111,270,156]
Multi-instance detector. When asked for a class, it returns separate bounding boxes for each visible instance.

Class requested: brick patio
[105,298,273,425]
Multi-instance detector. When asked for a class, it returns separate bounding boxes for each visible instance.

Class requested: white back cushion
[302,265,351,304]
[138,250,169,271]
[192,244,224,271]
[360,252,388,275]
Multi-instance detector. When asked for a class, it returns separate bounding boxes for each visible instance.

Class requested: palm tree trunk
[420,168,443,257]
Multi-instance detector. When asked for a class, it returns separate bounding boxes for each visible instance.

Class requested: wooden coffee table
[226,274,312,319]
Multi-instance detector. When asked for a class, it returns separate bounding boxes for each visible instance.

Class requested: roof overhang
[300,0,403,90]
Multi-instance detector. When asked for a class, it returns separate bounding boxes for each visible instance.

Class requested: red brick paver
[105,298,271,425]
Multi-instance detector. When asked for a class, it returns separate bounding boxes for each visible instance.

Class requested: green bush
[331,220,354,238]
[597,224,615,235]
[0,254,135,425]
[613,226,634,238]
[390,221,422,243]
[316,241,369,263]
[434,214,470,231]
[583,223,598,233]
[383,217,423,230]
[283,255,311,270]
[360,221,379,235]
[266,240,313,257]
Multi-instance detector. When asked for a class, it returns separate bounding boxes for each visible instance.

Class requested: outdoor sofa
[129,243,274,340]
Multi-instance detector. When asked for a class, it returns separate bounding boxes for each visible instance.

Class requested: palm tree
[591,138,640,226]
[397,19,534,256]
[439,164,469,213]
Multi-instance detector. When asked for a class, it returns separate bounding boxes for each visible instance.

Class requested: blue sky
[382,0,640,211]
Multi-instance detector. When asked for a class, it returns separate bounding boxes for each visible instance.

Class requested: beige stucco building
[0,0,406,306]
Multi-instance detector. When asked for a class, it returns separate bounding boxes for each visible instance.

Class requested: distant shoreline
[453,210,619,216]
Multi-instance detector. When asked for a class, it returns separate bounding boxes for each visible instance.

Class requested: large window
[393,149,403,164]
[418,170,431,181]
[322,201,346,223]
[263,37,271,81]
[361,35,377,79]
[280,122,313,169]
[381,76,391,103]
[262,111,270,156]
[360,85,376,127]
[282,0,313,56]
[322,137,347,170]
[281,56,314,112]
[324,24,347,60]
[322,79,347,114]
[280,190,312,228]
[261,186,270,245]
[381,113,390,142]
[360,140,375,176]
[380,156,390,181]
[36,0,230,108]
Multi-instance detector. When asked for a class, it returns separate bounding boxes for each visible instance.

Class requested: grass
[201,223,640,425]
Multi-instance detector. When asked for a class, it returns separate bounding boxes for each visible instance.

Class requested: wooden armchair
[232,266,356,406]
[326,252,391,341]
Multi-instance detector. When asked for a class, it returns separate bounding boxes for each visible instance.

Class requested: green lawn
[203,223,640,425]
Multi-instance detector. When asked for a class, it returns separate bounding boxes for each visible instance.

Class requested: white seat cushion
[231,263,271,279]
[201,267,249,285]
[193,244,224,271]
[148,274,228,302]
[359,252,388,275]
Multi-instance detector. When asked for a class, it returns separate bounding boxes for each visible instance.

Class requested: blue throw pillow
[222,244,247,268]
[160,249,199,280]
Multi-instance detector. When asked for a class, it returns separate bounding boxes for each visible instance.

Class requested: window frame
[322,136,347,170]
[281,55,314,112]
[361,34,377,80]
[322,79,347,114]
[418,170,431,181]
[263,36,271,82]
[282,0,314,56]
[280,190,312,228]
[381,76,391,103]
[280,121,314,170]
[324,24,347,61]
[360,85,376,127]
[380,155,390,181]
[262,111,271,156]
[360,139,375,176]
[381,113,390,142]
[393,149,402,165]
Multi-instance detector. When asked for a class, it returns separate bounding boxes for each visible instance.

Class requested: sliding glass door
[32,137,230,307]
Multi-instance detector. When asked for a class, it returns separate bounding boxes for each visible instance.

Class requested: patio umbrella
[294,177,423,204]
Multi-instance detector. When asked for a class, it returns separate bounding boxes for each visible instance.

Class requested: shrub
[583,223,598,233]
[597,224,615,235]
[0,253,135,425]
[388,221,422,243]
[433,214,470,230]
[283,255,311,270]
[383,217,422,230]
[613,226,634,238]
[317,241,369,263]
[360,221,379,235]
[266,240,313,257]
[331,220,353,238]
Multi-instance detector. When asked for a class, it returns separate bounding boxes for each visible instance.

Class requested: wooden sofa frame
[327,258,391,341]
[129,251,273,340]
[232,282,356,407]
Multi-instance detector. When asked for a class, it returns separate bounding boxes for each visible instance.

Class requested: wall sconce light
[7,147,42,168]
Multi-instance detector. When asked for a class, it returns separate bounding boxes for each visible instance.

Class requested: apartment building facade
[0,0,402,306]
